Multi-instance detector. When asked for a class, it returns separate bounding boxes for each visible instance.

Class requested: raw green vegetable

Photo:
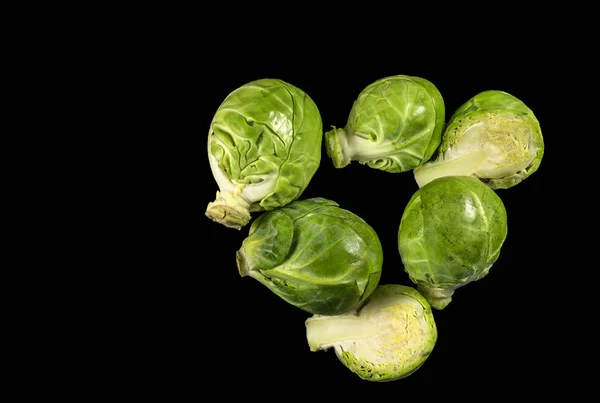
[413,90,543,189]
[306,284,437,382]
[206,78,323,230]
[398,176,508,310]
[325,75,445,173]
[236,198,383,315]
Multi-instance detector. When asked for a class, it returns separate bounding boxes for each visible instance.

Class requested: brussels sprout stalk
[306,317,379,352]
[415,284,455,310]
[326,128,398,168]
[413,150,489,189]
[206,145,278,229]
[206,191,252,231]
[237,248,283,284]
[306,285,437,382]
[236,249,250,277]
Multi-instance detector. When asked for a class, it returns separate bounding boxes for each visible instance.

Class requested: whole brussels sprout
[325,75,445,173]
[398,176,508,310]
[206,78,323,230]
[413,90,544,189]
[306,284,437,382]
[236,198,383,315]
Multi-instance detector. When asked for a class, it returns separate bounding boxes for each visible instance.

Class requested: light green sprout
[306,284,437,382]
[206,78,323,230]
[236,198,382,315]
[398,176,508,310]
[325,75,445,173]
[413,90,544,189]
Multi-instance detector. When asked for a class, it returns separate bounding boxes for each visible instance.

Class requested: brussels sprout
[325,75,445,173]
[398,176,507,310]
[305,284,437,382]
[236,198,383,315]
[413,90,544,189]
[206,78,323,230]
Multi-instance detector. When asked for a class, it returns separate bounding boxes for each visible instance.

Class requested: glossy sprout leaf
[306,284,437,382]
[413,90,544,189]
[206,78,323,230]
[325,75,445,173]
[236,198,383,315]
[398,176,507,310]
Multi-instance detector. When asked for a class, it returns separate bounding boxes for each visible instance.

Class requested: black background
[191,61,551,389]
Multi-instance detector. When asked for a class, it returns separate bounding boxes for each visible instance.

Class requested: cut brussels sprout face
[398,176,508,310]
[206,78,323,230]
[325,75,445,173]
[306,284,437,382]
[413,90,543,189]
[236,198,383,315]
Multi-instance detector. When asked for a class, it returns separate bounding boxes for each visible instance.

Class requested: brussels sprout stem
[413,151,488,188]
[205,190,252,230]
[236,249,250,277]
[325,128,397,168]
[305,316,378,352]
[416,284,455,310]
[325,128,352,168]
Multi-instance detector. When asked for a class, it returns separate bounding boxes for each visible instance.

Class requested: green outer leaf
[251,270,382,316]
[449,89,537,123]
[238,198,383,315]
[397,176,507,303]
[405,76,446,161]
[208,78,322,210]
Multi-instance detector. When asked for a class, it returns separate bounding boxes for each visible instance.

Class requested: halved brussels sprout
[236,198,383,315]
[413,90,543,189]
[206,78,323,230]
[398,176,508,310]
[306,284,437,382]
[325,75,445,173]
